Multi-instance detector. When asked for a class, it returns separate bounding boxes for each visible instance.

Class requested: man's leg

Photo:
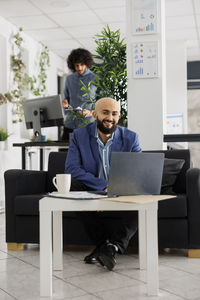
[70,178,107,263]
[107,211,138,253]
[96,211,138,270]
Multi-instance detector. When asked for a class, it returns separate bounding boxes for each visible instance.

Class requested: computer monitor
[22,95,64,142]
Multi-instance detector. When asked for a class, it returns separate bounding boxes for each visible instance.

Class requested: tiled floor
[0,212,200,300]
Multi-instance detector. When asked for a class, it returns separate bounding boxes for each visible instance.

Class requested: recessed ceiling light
[50,0,70,8]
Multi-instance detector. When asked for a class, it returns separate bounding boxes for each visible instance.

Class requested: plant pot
[0,141,6,150]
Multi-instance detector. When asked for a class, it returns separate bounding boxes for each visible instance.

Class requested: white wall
[0,16,65,204]
[166,40,187,133]
[0,35,7,130]
[0,16,65,143]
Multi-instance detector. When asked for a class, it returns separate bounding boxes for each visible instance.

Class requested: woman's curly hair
[67,48,94,71]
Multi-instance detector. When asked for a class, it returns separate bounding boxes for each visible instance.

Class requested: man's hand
[62,99,69,109]
[82,109,93,118]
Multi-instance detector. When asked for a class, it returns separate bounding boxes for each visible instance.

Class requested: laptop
[48,152,164,199]
[107,152,164,196]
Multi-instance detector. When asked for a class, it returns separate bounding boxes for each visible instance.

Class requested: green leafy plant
[64,25,127,128]
[80,80,96,111]
[0,28,27,122]
[0,28,50,123]
[0,128,9,141]
[92,25,127,126]
[24,45,50,96]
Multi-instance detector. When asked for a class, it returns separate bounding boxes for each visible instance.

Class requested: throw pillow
[161,158,185,194]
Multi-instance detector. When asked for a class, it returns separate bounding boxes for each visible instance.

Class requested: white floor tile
[68,294,102,300]
[66,271,139,294]
[55,259,105,280]
[0,212,199,300]
[0,288,15,300]
[160,272,200,300]
[0,250,12,260]
[95,284,185,300]
[0,257,33,274]
[20,251,79,269]
[113,254,146,282]
[0,259,85,300]
[160,255,200,276]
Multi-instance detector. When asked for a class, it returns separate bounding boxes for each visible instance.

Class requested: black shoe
[96,243,117,271]
[84,247,100,264]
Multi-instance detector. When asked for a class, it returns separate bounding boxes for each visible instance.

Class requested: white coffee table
[39,194,173,297]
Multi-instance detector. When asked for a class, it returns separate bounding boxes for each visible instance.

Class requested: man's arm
[64,76,70,104]
[65,132,107,191]
[131,133,142,152]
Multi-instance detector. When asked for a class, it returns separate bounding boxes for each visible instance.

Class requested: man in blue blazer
[65,97,141,270]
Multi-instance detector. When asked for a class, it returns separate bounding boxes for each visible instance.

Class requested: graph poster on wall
[132,0,157,34]
[166,114,183,134]
[133,42,158,78]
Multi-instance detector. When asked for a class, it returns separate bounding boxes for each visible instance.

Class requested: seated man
[65,97,142,270]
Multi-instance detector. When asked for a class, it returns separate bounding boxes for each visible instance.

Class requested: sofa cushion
[14,194,45,215]
[14,194,78,218]
[47,152,67,192]
[158,194,187,218]
[164,150,191,193]
[161,158,185,194]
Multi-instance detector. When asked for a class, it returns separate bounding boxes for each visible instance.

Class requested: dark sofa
[4,149,200,256]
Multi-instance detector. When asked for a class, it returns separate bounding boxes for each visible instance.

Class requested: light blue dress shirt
[96,128,114,180]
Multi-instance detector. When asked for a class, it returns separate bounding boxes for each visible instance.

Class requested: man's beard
[96,118,117,134]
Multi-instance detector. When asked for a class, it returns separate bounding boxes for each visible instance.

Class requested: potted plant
[81,25,127,126]
[0,128,9,150]
[92,25,127,126]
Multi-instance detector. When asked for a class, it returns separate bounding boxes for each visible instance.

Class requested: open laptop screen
[108,152,164,196]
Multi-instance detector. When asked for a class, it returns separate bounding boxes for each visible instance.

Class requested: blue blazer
[65,121,142,190]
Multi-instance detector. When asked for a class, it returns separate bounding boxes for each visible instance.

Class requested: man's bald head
[94,97,120,114]
[92,97,120,135]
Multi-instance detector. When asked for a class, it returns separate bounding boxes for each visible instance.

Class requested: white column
[126,0,166,150]
[166,41,187,133]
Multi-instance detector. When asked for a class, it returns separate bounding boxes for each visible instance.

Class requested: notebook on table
[48,152,164,200]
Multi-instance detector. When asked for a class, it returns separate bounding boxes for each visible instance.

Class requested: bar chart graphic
[132,0,157,35]
[133,42,158,78]
[135,67,144,75]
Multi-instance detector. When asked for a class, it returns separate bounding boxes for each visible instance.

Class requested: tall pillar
[126,0,166,150]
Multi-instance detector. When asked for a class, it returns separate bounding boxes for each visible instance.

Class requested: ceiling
[1,0,200,62]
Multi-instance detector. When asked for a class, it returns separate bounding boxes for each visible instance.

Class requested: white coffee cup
[52,174,71,194]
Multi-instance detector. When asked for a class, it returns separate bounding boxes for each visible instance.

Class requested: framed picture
[132,41,159,78]
[166,114,183,134]
[132,0,157,35]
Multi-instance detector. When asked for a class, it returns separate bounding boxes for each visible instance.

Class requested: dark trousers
[70,178,138,253]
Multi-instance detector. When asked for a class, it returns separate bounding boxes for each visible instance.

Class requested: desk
[13,141,69,170]
[164,134,200,143]
[39,194,174,297]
